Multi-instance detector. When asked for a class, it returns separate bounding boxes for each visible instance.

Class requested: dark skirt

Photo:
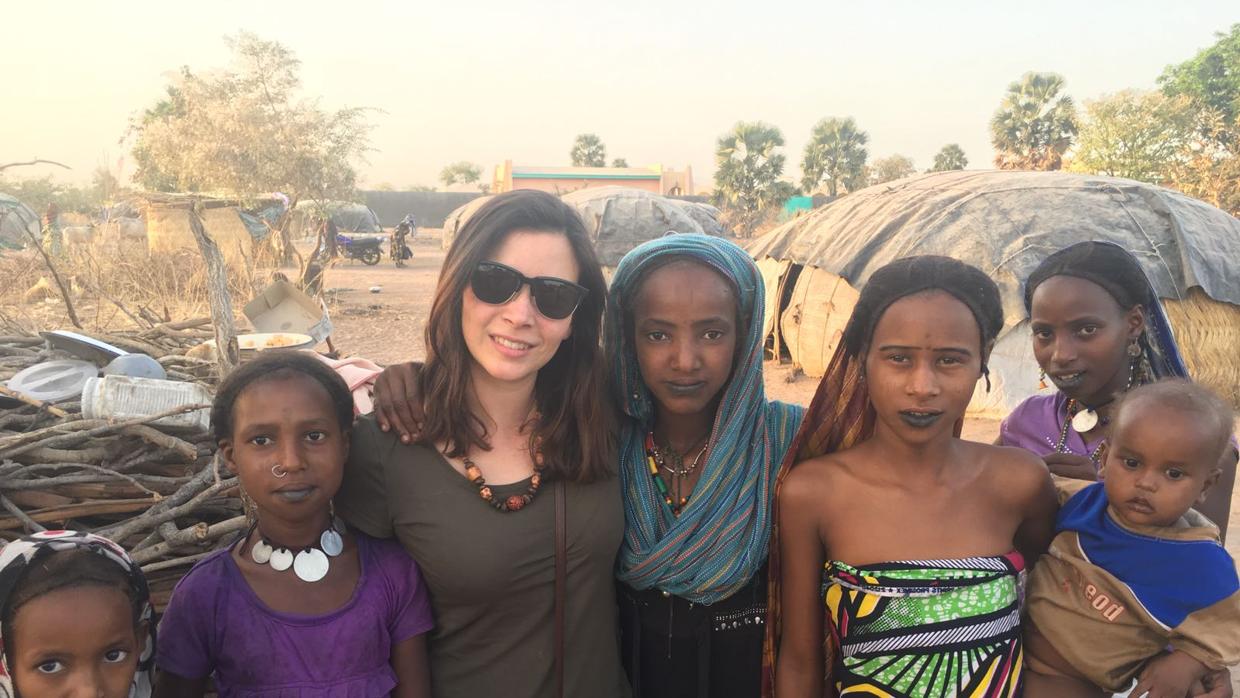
[618,567,767,698]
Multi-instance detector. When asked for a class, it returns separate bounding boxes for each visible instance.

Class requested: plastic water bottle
[81,375,212,432]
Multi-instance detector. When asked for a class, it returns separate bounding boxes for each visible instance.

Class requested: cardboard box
[243,280,333,344]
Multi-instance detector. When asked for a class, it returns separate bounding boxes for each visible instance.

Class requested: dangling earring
[240,486,258,527]
[1037,368,1048,390]
[1125,338,1148,390]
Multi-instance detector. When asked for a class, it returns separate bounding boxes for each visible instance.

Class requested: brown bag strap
[554,480,567,698]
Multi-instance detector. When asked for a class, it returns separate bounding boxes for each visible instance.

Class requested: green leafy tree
[570,134,606,167]
[1164,108,1240,215]
[0,176,95,214]
[439,161,483,187]
[930,144,968,171]
[127,32,371,204]
[713,121,791,214]
[1158,24,1240,214]
[1068,90,1196,183]
[126,33,372,264]
[868,154,916,185]
[801,117,869,196]
[611,158,629,168]
[1159,24,1240,145]
[990,72,1078,170]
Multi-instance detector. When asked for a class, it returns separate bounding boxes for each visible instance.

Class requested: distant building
[492,161,693,196]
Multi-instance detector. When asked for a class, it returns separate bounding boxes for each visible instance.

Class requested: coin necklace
[248,516,346,583]
[1056,399,1109,465]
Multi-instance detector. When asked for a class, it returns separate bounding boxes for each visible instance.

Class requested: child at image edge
[1024,378,1240,697]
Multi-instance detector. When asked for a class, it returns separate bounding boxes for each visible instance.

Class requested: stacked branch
[0,330,242,610]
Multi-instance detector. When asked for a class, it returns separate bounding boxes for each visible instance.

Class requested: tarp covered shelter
[289,201,382,239]
[670,199,726,237]
[561,186,724,266]
[748,170,1240,413]
[0,193,41,248]
[440,188,726,263]
[441,196,493,250]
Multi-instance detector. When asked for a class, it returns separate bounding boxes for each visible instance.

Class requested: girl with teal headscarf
[608,234,803,698]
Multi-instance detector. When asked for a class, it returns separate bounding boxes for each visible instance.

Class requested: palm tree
[570,134,607,167]
[801,117,869,197]
[991,72,1078,170]
[930,144,968,171]
[713,121,789,214]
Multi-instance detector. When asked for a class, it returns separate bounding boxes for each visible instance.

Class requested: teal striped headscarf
[608,234,804,604]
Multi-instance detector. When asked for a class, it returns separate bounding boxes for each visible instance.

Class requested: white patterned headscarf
[0,530,153,698]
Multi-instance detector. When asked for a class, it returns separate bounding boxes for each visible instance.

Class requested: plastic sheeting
[670,199,726,237]
[440,188,726,263]
[755,257,791,345]
[748,170,1240,328]
[441,195,493,250]
[0,193,40,248]
[561,186,723,266]
[290,201,381,238]
[747,170,1240,415]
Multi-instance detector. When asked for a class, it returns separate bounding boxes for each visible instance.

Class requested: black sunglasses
[469,261,588,320]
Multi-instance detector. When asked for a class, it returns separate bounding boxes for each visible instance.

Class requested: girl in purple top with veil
[998,240,1235,537]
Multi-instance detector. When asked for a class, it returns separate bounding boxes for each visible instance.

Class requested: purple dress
[998,392,1105,461]
[157,532,432,697]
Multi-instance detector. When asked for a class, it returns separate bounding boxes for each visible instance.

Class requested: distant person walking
[392,214,415,268]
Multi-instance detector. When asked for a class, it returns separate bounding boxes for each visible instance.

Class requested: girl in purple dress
[153,352,433,698]
[998,240,1234,536]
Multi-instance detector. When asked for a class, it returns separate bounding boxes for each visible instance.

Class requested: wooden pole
[186,205,239,376]
[22,226,83,329]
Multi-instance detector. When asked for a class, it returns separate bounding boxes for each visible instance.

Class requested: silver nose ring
[271,464,287,478]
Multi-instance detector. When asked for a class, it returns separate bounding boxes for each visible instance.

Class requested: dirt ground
[323,228,1240,692]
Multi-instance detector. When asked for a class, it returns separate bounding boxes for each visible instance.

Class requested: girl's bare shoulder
[781,450,864,508]
[961,440,1052,498]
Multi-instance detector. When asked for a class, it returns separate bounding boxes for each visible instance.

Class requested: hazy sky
[4,1,1237,192]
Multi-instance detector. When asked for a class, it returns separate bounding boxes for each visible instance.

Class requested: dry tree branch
[0,159,71,172]
[20,227,82,329]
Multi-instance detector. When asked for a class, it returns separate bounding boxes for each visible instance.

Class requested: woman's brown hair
[419,189,614,483]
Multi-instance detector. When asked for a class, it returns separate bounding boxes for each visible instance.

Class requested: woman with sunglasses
[335,190,629,698]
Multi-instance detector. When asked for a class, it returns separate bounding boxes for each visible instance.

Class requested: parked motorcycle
[336,233,383,265]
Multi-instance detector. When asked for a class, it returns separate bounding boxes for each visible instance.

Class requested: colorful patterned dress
[821,553,1025,697]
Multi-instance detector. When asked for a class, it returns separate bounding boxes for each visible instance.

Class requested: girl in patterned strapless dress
[765,256,1058,698]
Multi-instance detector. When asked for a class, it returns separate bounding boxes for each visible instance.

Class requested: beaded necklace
[457,414,546,512]
[644,432,709,516]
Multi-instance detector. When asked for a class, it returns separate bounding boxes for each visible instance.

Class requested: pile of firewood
[0,319,243,609]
